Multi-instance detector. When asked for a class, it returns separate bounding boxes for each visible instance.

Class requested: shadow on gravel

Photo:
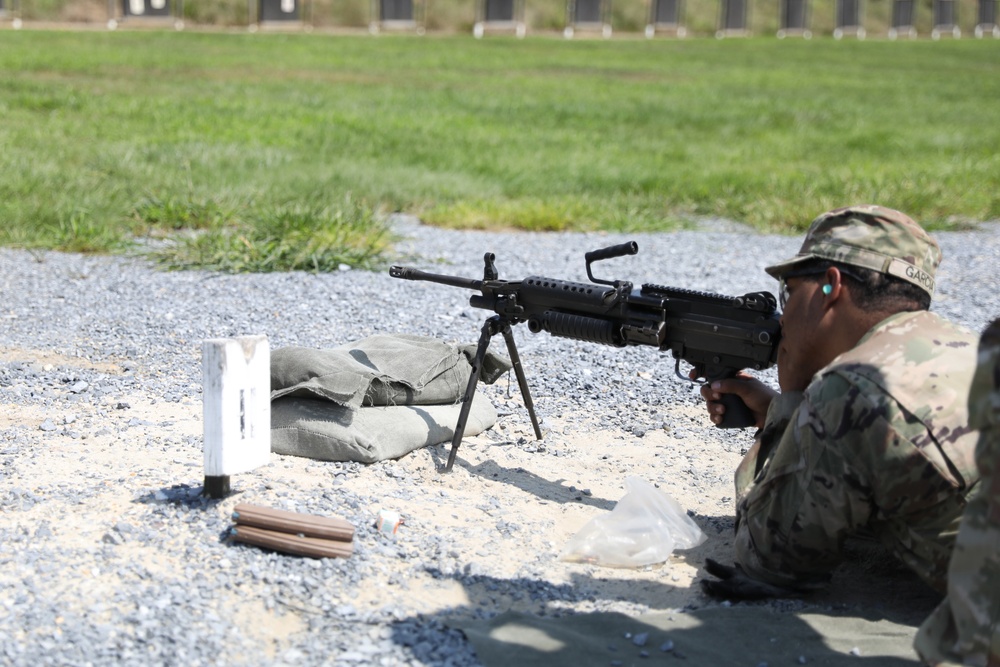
[133,482,227,510]
[444,456,617,511]
[419,566,684,619]
[450,605,924,667]
[387,564,930,667]
[385,565,927,667]
[384,531,940,666]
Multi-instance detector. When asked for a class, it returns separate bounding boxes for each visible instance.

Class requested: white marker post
[202,335,271,499]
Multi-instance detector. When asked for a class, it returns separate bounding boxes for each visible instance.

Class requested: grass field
[1,30,998,270]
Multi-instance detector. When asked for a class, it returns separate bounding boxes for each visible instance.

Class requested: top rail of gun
[389,266,485,291]
[642,283,741,306]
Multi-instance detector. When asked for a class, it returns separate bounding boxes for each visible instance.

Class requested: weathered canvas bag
[270,334,510,463]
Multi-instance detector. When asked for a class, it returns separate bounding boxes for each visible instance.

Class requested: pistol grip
[703,365,757,430]
[716,393,757,429]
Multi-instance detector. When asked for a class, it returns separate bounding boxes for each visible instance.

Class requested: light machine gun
[390,241,781,472]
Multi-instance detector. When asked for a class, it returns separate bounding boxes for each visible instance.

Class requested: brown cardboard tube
[230,525,354,559]
[232,503,355,542]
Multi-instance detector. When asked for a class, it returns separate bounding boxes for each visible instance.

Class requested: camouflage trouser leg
[914,604,964,667]
[913,465,1000,667]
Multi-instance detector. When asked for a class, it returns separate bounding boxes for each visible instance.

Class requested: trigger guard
[674,358,703,384]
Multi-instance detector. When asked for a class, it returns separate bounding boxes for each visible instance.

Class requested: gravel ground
[1,215,998,667]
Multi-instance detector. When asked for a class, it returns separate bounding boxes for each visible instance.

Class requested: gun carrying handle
[703,366,758,430]
[584,241,638,264]
[585,241,638,286]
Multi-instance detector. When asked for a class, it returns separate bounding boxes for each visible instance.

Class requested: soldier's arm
[732,380,876,590]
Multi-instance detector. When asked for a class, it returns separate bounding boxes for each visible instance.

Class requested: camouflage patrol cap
[764,205,941,298]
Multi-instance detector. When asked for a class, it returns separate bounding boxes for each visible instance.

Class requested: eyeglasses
[778,274,821,310]
[778,266,864,310]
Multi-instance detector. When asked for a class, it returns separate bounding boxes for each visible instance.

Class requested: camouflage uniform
[914,318,1000,666]
[733,206,981,593]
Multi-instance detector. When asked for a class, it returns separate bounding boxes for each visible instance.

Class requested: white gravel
[1,215,997,666]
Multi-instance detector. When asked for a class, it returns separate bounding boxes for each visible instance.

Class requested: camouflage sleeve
[734,390,803,502]
[733,375,886,590]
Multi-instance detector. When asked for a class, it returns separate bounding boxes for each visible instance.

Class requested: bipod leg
[443,316,501,473]
[499,323,542,440]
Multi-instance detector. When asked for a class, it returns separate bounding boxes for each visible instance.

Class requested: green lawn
[1,30,998,269]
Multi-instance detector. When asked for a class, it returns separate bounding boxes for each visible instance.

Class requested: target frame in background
[563,0,613,38]
[777,0,812,37]
[716,0,749,37]
[107,0,184,29]
[976,0,999,36]
[473,0,527,37]
[932,0,961,37]
[249,0,311,30]
[833,0,865,38]
[645,0,687,37]
[888,0,916,38]
[370,0,426,34]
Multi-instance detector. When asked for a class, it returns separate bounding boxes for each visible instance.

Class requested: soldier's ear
[822,266,846,298]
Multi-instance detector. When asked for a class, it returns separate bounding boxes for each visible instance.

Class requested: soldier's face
[777,275,828,392]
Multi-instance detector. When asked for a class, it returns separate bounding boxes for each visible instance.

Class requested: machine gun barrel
[389,265,485,292]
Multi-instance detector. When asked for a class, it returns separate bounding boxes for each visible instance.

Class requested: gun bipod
[443,315,542,473]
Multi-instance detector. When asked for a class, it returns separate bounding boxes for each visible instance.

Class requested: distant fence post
[976,0,999,36]
[646,0,687,37]
[716,0,749,37]
[833,0,865,38]
[932,0,961,37]
[777,0,811,37]
[202,335,271,499]
[473,0,526,37]
[888,0,916,38]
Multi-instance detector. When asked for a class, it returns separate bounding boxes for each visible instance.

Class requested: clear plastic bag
[560,477,707,568]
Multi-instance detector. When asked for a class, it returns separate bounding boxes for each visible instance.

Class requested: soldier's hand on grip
[692,371,777,429]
